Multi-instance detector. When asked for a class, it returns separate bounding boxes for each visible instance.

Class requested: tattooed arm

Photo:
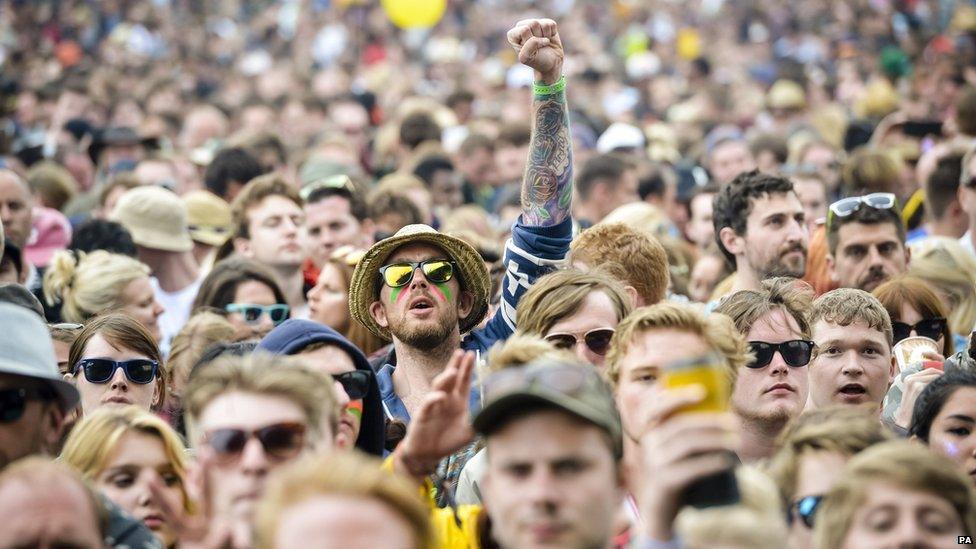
[507,19,573,227]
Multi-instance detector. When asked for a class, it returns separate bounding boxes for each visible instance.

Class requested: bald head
[0,458,105,548]
[0,170,33,249]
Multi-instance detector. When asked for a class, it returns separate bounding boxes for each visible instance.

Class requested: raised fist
[506,18,563,85]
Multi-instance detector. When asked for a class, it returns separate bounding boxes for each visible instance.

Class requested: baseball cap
[182,190,232,247]
[111,186,193,253]
[473,358,623,458]
[597,122,646,154]
[0,302,79,410]
[24,207,72,268]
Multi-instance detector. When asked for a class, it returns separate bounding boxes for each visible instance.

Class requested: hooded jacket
[257,319,385,456]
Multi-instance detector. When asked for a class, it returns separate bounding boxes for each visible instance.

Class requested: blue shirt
[376,217,573,422]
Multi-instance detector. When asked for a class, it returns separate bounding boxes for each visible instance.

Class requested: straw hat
[767,79,806,110]
[111,186,193,253]
[183,190,232,247]
[348,224,490,340]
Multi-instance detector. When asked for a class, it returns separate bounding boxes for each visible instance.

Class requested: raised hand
[393,350,477,482]
[507,18,564,85]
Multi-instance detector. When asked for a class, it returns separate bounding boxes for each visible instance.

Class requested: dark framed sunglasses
[0,387,55,423]
[204,422,307,464]
[826,192,897,231]
[225,303,290,326]
[892,317,947,344]
[545,328,616,356]
[748,340,815,369]
[74,358,158,384]
[333,370,371,400]
[379,259,455,288]
[790,494,824,529]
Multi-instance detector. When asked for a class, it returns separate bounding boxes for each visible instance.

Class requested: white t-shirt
[151,276,203,357]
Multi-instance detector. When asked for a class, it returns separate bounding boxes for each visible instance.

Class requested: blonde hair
[809,288,893,347]
[570,222,670,305]
[516,269,633,337]
[676,466,787,549]
[374,172,427,194]
[255,452,431,549]
[606,303,750,386]
[167,311,235,395]
[43,250,151,323]
[184,353,339,444]
[61,406,191,512]
[766,405,892,506]
[909,236,976,335]
[814,440,976,549]
[486,334,576,373]
[715,277,814,338]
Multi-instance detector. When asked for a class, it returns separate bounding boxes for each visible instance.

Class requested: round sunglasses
[545,328,616,356]
[892,317,947,345]
[225,303,290,326]
[204,422,307,465]
[333,370,371,400]
[748,340,815,369]
[74,358,159,385]
[379,259,455,288]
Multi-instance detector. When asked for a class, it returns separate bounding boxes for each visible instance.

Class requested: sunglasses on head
[826,192,897,231]
[379,259,455,288]
[299,174,356,202]
[892,317,947,344]
[74,358,158,385]
[333,370,371,400]
[790,494,824,529]
[545,328,616,356]
[748,340,815,369]
[0,387,55,423]
[225,303,290,326]
[205,422,307,465]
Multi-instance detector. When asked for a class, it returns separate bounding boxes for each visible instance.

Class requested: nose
[769,350,790,375]
[893,516,928,546]
[258,313,275,333]
[153,300,165,317]
[575,340,604,368]
[409,267,430,289]
[332,380,351,409]
[110,366,129,391]
[524,468,560,511]
[239,436,270,474]
[136,475,154,507]
[840,351,865,376]
[307,284,322,302]
[867,245,885,267]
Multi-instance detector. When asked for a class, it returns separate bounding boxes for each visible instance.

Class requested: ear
[152,379,164,409]
[43,404,67,453]
[903,243,911,267]
[623,285,643,308]
[718,226,745,257]
[368,300,390,329]
[888,354,897,385]
[457,290,475,319]
[233,237,253,258]
[826,253,839,282]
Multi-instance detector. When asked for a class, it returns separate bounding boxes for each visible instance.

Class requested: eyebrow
[947,414,975,424]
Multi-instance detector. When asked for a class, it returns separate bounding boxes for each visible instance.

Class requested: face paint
[345,400,363,420]
[431,281,453,303]
[390,285,407,304]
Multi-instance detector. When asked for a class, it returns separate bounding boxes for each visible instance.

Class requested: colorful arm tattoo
[521,87,573,226]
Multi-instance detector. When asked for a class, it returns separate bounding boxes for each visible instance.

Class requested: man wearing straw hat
[348,18,573,426]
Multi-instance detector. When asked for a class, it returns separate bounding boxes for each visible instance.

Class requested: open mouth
[838,383,866,396]
[409,297,434,311]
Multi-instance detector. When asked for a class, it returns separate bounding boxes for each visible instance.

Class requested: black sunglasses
[790,494,824,529]
[204,422,307,464]
[333,370,371,400]
[748,340,815,369]
[545,328,616,356]
[0,387,54,423]
[74,358,158,385]
[892,317,947,344]
[379,259,455,288]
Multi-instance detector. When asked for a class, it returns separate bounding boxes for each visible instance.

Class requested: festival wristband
[533,75,566,96]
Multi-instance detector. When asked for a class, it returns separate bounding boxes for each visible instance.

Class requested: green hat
[348,224,490,340]
[473,358,623,458]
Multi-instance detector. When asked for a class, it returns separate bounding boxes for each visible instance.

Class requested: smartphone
[902,120,944,138]
[660,354,740,509]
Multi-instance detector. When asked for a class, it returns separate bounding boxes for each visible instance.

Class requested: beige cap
[767,79,807,110]
[111,186,194,253]
[182,190,232,247]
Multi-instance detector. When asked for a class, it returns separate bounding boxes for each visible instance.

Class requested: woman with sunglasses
[61,406,190,548]
[257,319,386,456]
[68,313,166,415]
[515,269,633,369]
[192,257,290,340]
[909,370,976,486]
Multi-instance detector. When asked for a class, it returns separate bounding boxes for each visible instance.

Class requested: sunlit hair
[570,222,670,305]
[43,250,150,323]
[230,173,302,240]
[68,313,167,411]
[485,333,576,373]
[813,440,976,549]
[516,269,633,338]
[809,288,893,348]
[61,406,191,513]
[908,236,976,336]
[715,277,814,338]
[606,302,750,387]
[183,353,339,445]
[167,311,235,396]
[766,405,892,506]
[255,452,431,549]
[872,275,954,356]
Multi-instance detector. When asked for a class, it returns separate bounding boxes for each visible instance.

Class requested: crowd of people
[4,0,976,547]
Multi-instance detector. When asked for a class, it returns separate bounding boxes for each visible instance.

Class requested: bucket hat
[111,186,193,253]
[182,190,232,247]
[0,302,80,410]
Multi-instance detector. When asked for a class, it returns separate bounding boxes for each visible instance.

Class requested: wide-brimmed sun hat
[348,224,490,340]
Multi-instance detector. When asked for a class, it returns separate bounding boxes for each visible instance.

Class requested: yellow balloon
[381,0,447,29]
[676,28,702,60]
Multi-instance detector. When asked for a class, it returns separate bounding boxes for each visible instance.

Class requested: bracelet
[533,75,566,96]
